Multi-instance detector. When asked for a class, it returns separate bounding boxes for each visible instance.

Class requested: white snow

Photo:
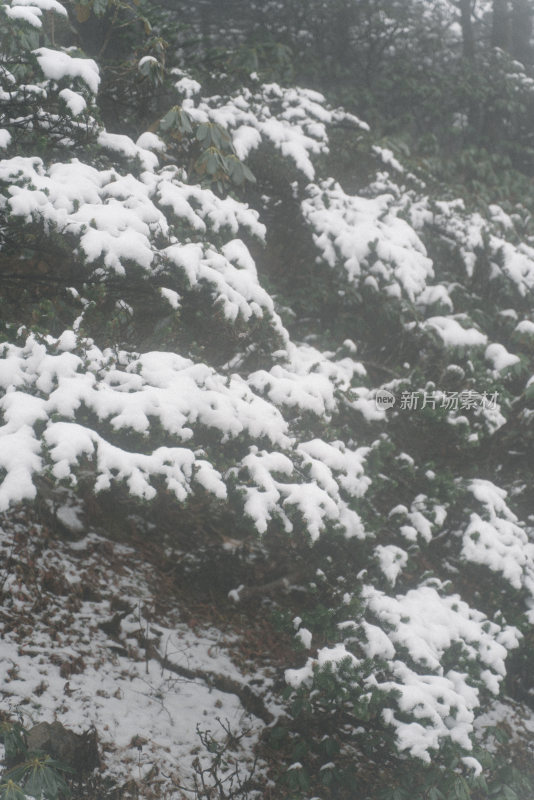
[0,518,271,794]
[372,145,404,172]
[515,319,534,336]
[136,131,166,152]
[0,129,12,149]
[485,343,520,372]
[5,4,42,26]
[160,287,181,309]
[375,544,408,585]
[462,479,534,597]
[174,76,201,97]
[302,179,434,301]
[13,0,66,14]
[422,316,487,348]
[1,17,531,785]
[97,131,158,172]
[59,87,87,116]
[34,47,100,93]
[287,584,521,761]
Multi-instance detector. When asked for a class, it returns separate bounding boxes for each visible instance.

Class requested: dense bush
[2,0,534,797]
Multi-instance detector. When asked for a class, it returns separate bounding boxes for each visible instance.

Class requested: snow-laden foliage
[463,480,534,597]
[177,81,368,181]
[287,583,521,761]
[301,178,433,301]
[2,0,534,794]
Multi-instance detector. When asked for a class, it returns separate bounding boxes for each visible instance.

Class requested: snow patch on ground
[0,514,275,795]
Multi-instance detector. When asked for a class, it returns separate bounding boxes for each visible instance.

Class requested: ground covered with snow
[0,503,293,798]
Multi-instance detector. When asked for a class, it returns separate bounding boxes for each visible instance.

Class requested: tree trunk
[492,0,510,50]
[334,0,356,70]
[459,0,475,59]
[511,0,533,64]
